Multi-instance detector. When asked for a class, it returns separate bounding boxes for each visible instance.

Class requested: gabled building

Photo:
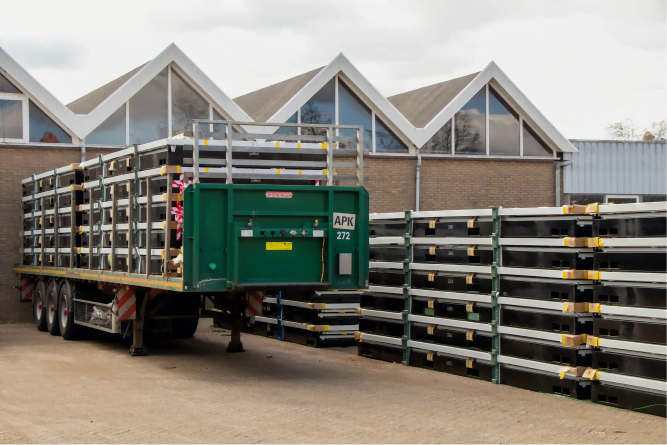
[1,43,578,215]
[1,43,585,322]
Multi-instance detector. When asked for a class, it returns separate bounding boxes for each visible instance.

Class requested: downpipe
[415,149,421,212]
[555,161,570,207]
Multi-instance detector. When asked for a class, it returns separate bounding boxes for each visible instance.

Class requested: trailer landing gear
[226,294,245,353]
[129,290,147,356]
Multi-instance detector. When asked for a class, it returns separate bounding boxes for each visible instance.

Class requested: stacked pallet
[21,165,84,268]
[584,202,666,416]
[254,290,360,347]
[356,212,410,363]
[407,209,496,381]
[496,205,596,399]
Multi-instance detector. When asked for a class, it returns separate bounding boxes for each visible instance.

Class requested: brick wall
[363,155,557,213]
[418,157,557,211]
[2,149,557,322]
[0,146,113,322]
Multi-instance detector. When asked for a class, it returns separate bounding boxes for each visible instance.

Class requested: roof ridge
[387,71,480,128]
[66,63,148,114]
[233,66,324,122]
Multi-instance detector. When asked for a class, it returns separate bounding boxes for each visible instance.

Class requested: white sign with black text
[333,212,356,230]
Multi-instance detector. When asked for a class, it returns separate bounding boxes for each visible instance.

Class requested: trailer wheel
[171,318,199,339]
[45,279,61,336]
[33,280,48,332]
[58,281,78,340]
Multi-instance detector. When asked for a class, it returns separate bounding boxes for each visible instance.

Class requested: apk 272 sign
[333,213,356,230]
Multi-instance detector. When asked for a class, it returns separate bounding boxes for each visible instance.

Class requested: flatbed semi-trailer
[15,120,369,355]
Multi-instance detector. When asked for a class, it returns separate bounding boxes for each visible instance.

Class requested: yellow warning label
[266,242,292,250]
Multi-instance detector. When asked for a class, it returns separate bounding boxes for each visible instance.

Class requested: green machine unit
[182,184,369,292]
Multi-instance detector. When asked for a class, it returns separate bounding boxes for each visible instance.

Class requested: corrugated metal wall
[564,140,667,194]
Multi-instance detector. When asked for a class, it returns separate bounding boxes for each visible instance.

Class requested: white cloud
[0,0,663,139]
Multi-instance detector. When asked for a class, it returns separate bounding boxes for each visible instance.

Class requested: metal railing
[190,120,366,186]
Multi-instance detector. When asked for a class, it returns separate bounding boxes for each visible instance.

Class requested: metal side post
[226,122,233,184]
[193,122,200,184]
[357,126,364,187]
[145,178,152,276]
[40,197,45,266]
[127,179,133,273]
[110,183,117,271]
[88,189,93,269]
[326,126,333,186]
[491,206,501,384]
[53,169,59,267]
[402,209,412,366]
[70,189,75,268]
[163,174,173,275]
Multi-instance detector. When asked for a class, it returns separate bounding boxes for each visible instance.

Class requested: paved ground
[0,322,665,444]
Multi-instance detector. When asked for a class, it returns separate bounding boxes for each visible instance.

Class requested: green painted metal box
[182,184,369,292]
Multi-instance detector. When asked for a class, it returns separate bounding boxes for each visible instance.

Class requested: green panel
[182,184,368,293]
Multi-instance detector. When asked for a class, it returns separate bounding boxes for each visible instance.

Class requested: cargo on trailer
[15,120,369,355]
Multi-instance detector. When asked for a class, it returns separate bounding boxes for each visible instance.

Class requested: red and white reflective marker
[246,291,263,318]
[117,286,136,321]
[20,278,35,302]
[265,191,292,198]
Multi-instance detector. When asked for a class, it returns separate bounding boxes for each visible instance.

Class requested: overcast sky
[1,0,664,139]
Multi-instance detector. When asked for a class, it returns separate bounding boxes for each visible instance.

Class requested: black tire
[33,280,48,332]
[45,279,61,336]
[58,280,78,340]
[171,317,199,339]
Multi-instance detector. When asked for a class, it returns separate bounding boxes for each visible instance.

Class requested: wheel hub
[38,302,42,309]
[63,308,68,316]
[50,304,54,312]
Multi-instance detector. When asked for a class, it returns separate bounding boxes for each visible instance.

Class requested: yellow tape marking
[266,242,292,250]
[204,140,208,146]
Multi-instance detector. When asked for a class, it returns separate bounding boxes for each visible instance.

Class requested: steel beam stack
[496,205,595,399]
[77,149,180,275]
[21,165,84,269]
[584,202,667,417]
[357,212,410,364]
[406,209,496,381]
[254,290,360,347]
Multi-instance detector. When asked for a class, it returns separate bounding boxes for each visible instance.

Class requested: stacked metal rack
[496,205,596,399]
[406,209,496,381]
[356,212,410,364]
[357,206,604,398]
[584,202,667,416]
[21,165,84,269]
[22,120,368,278]
[253,290,361,347]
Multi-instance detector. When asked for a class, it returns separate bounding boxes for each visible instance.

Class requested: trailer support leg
[130,290,147,356]
[226,294,244,353]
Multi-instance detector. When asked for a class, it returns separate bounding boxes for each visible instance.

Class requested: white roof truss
[0,47,79,144]
[262,57,576,153]
[76,43,252,137]
[414,61,576,153]
[260,53,420,149]
[1,44,575,153]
